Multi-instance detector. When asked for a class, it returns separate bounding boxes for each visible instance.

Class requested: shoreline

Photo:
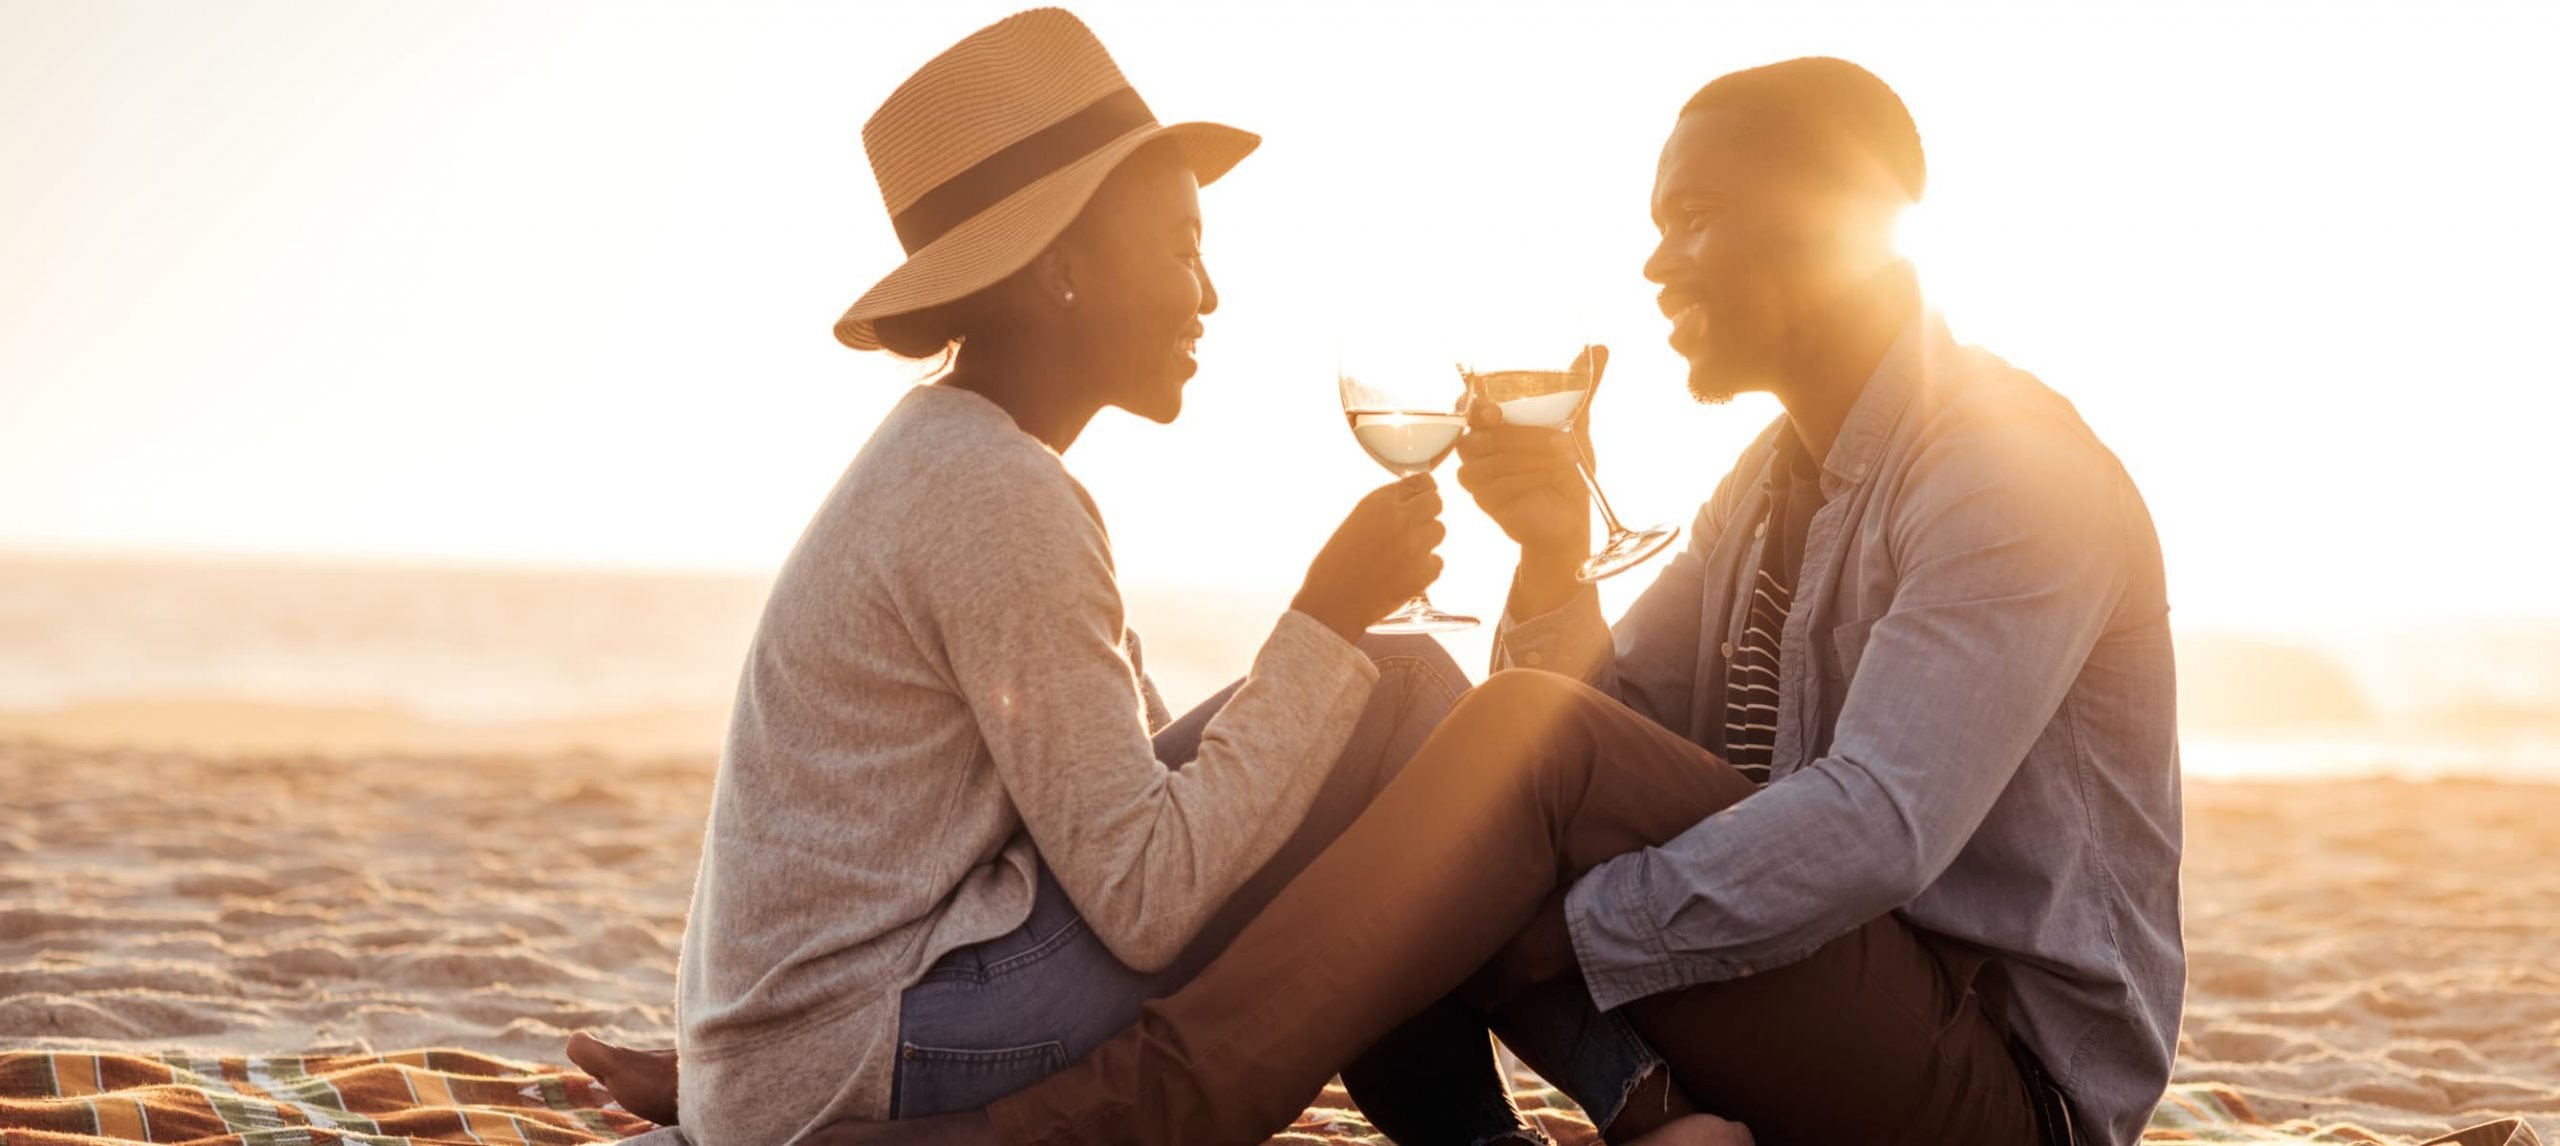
[8,698,2558,787]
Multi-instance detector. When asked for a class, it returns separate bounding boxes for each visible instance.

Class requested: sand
[2,739,2553,1143]
[0,740,702,1060]
[2172,780,2559,1140]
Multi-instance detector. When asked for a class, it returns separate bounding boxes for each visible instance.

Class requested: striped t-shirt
[1723,430,1825,784]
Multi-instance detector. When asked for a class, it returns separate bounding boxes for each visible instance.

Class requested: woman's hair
[871,301,971,361]
[869,259,1035,367]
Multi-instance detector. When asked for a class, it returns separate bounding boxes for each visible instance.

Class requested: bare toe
[567,1030,681,1126]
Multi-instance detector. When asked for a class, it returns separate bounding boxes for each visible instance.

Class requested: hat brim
[835,120,1258,351]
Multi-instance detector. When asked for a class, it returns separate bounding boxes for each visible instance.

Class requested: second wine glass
[1463,344,1680,582]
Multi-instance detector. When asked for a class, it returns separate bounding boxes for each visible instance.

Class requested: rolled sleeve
[1492,583,1614,678]
[1567,854,1687,1011]
[1489,467,1746,732]
[1566,830,1834,1011]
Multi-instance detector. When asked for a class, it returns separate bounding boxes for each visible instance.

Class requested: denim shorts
[887,864,1175,1118]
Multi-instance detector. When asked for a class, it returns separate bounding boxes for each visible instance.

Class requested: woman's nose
[1196,261,1220,316]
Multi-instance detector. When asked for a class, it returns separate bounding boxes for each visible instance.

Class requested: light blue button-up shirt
[1499,311,2183,1146]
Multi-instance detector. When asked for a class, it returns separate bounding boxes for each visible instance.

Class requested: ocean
[2,552,2552,778]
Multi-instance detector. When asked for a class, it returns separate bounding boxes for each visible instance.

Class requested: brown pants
[982,670,2045,1146]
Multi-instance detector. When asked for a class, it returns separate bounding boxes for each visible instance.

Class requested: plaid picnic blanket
[0,1049,2538,1146]
[1267,1075,1597,1145]
[0,1049,651,1145]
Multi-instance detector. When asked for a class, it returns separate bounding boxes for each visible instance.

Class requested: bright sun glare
[0,1,2556,635]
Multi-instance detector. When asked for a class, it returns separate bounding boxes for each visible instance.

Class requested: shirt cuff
[1495,582,1612,676]
[1565,850,1762,1013]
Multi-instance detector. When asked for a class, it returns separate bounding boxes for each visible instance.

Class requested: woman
[568,10,1583,1146]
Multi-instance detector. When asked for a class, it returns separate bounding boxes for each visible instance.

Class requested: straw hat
[834,8,1259,350]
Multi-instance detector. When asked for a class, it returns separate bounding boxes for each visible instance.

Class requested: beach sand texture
[2,742,2552,1143]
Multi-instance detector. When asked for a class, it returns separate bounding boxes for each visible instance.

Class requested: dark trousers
[976,670,2050,1146]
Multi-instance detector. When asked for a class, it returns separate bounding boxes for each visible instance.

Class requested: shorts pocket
[889,1040,1070,1120]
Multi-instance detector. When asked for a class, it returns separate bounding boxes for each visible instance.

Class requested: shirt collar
[1767,420,1819,489]
[1817,307,1955,501]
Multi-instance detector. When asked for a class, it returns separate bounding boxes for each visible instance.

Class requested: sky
[5,0,2558,637]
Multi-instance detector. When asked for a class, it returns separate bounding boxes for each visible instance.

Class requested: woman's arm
[906,455,1378,972]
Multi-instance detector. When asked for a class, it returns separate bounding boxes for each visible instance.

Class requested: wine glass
[1336,348,1476,634]
[1463,344,1679,582]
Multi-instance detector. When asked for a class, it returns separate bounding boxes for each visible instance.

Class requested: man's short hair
[1682,57,1925,205]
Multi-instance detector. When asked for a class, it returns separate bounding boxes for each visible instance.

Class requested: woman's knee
[1357,633,1468,697]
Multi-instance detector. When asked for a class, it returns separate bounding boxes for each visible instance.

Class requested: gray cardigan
[673,384,1377,1143]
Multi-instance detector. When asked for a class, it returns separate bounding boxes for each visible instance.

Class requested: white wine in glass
[1347,411,1468,475]
[1337,374,1476,634]
[1463,345,1679,583]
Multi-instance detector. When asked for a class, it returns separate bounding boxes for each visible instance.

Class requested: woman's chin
[1127,368,1191,424]
[1121,387,1185,424]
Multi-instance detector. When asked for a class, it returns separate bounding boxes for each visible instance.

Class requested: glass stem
[1567,425,1634,537]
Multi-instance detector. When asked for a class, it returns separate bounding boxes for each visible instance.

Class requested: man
[1446,57,2181,1145]
[797,56,2182,1146]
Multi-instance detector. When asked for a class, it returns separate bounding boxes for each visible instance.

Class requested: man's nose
[1196,260,1220,316]
[1642,235,1679,285]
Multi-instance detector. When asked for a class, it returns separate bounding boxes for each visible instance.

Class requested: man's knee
[1466,667,1595,715]
[1444,669,1602,766]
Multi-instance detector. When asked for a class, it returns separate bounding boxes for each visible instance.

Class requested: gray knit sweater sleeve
[894,403,1377,972]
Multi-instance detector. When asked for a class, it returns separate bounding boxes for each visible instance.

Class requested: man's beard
[1684,309,1789,404]
[1686,355,1743,405]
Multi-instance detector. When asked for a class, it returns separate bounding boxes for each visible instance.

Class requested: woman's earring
[1062,290,1076,305]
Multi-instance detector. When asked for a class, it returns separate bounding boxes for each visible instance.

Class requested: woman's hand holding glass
[1327,327,1478,634]
[1290,476,1450,643]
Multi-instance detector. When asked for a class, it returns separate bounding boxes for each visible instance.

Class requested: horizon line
[7,541,2560,636]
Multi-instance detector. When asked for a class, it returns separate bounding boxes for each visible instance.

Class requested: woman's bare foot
[563,1032,998,1142]
[1624,1113,1755,1146]
[566,1030,681,1126]
[798,1111,1002,1145]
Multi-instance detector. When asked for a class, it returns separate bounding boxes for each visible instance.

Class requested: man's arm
[1564,421,2137,1011]
[1490,489,1724,727]
[1462,405,1765,730]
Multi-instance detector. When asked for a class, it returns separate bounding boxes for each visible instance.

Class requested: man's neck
[1770,262,1921,467]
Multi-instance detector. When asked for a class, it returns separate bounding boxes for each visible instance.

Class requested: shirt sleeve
[1564,418,2136,1011]
[909,456,1378,972]
[1492,460,1751,733]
